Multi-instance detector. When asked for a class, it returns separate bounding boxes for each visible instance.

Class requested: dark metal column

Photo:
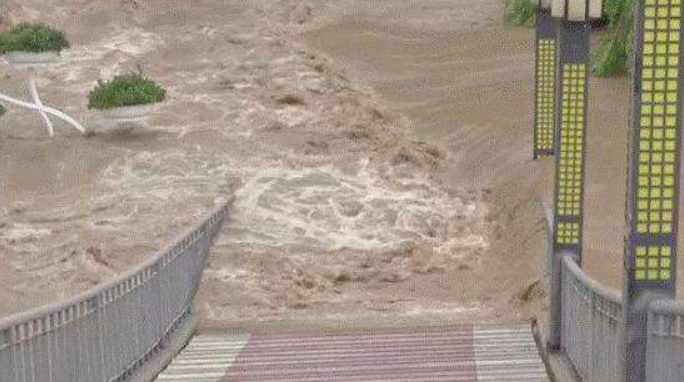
[534,8,558,158]
[552,21,589,264]
[620,1,684,381]
[548,19,590,350]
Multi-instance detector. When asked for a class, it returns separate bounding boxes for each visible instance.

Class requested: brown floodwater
[5,0,677,331]
[300,1,684,296]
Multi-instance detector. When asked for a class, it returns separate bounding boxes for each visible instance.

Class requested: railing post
[532,0,557,159]
[619,1,684,381]
[546,0,603,350]
[589,287,597,381]
[644,307,659,382]
[548,251,576,350]
[95,294,106,382]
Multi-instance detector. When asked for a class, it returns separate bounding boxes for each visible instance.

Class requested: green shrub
[88,73,167,110]
[0,104,6,117]
[0,23,70,54]
[500,0,635,77]
[592,0,635,77]
[503,0,535,27]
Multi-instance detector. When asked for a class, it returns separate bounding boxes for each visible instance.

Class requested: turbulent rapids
[1,0,545,329]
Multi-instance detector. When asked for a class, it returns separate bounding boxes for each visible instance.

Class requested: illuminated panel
[631,0,682,283]
[634,245,672,281]
[557,221,580,245]
[554,63,586,248]
[535,38,556,155]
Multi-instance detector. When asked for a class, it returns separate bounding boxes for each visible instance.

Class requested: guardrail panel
[646,301,684,382]
[561,257,621,382]
[0,198,230,382]
[592,296,621,382]
[558,257,684,382]
[0,330,12,380]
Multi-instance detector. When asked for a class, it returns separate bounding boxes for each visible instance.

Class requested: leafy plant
[0,23,70,54]
[503,0,535,27]
[592,0,635,77]
[0,104,6,117]
[88,73,167,110]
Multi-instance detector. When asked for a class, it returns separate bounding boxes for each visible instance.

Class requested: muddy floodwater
[0,0,582,330]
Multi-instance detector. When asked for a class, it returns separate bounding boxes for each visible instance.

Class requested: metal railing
[646,300,684,382]
[559,257,684,382]
[546,217,684,382]
[560,256,622,382]
[0,198,231,382]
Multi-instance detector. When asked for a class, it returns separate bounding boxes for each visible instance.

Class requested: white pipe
[27,75,55,136]
[0,91,86,134]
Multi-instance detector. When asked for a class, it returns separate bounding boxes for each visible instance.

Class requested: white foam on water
[204,267,256,283]
[225,163,487,254]
[202,300,485,323]
[100,150,234,201]
[56,27,165,89]
[66,27,164,63]
[276,106,313,127]
[0,224,52,245]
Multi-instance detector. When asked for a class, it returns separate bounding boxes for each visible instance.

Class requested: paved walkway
[155,324,549,382]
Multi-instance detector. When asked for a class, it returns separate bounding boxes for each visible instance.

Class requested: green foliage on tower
[592,0,635,77]
[503,0,536,27]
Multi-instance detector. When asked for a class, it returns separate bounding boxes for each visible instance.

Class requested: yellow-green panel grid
[636,0,680,236]
[554,63,586,247]
[535,39,556,153]
[635,245,672,281]
[557,222,580,245]
[631,0,682,282]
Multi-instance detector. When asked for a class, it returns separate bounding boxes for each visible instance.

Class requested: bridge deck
[155,324,549,382]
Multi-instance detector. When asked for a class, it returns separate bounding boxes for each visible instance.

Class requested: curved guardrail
[646,300,684,381]
[541,198,684,382]
[561,256,622,382]
[556,246,684,382]
[0,197,231,382]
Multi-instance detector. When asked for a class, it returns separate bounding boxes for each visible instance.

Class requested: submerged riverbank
[0,0,492,324]
[12,0,654,330]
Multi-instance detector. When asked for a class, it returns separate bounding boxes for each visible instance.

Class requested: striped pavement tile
[155,333,250,382]
[155,325,549,382]
[473,325,549,381]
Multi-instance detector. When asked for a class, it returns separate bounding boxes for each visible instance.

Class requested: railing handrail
[561,255,621,304]
[0,196,232,332]
[547,200,684,382]
[648,298,684,315]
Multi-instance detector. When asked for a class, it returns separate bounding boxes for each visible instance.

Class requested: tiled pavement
[155,324,549,382]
